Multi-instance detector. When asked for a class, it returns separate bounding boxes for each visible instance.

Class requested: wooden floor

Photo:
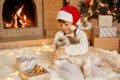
[0,36,54,50]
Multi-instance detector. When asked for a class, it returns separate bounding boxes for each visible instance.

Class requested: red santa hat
[57,5,81,26]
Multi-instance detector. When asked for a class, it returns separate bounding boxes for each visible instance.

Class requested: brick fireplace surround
[0,0,62,49]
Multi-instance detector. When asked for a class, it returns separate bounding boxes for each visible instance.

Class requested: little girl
[51,5,89,80]
[52,5,88,58]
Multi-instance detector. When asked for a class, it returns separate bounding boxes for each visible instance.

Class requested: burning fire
[5,5,31,28]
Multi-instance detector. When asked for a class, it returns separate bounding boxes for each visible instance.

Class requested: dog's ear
[55,42,63,49]
[55,44,59,49]
[67,36,79,44]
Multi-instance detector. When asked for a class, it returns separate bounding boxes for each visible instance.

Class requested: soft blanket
[0,45,120,80]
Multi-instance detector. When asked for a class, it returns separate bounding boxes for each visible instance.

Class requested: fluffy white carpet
[0,45,120,80]
[0,45,56,80]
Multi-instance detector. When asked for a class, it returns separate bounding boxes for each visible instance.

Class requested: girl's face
[58,19,73,34]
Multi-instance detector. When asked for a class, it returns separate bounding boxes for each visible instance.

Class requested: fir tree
[78,0,120,23]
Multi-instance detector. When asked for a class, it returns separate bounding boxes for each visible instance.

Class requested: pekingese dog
[55,36,79,49]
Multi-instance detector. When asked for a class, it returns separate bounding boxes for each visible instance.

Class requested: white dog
[54,36,84,80]
[55,36,79,49]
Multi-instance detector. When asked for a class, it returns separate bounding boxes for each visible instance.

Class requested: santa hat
[57,5,81,26]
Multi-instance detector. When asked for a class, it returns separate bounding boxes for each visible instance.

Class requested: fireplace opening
[2,0,37,29]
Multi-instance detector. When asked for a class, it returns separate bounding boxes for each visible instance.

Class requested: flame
[24,15,27,20]
[14,5,29,28]
[14,14,18,28]
[12,5,25,28]
[19,15,27,28]
[16,5,24,17]
[23,15,27,25]
[6,21,13,28]
[5,5,32,28]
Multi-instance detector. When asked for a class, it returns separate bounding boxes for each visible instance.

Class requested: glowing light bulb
[6,77,12,80]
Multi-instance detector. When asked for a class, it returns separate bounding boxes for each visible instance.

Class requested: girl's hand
[52,48,66,58]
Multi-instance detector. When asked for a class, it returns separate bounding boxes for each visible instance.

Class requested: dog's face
[55,36,70,49]
[55,36,79,49]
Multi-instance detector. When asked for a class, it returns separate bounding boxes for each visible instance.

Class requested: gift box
[20,64,50,80]
[99,27,117,38]
[16,56,38,73]
[99,15,113,27]
[93,37,119,51]
[16,56,50,80]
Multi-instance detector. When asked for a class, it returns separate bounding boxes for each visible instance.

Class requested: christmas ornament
[85,0,90,7]
[113,5,118,12]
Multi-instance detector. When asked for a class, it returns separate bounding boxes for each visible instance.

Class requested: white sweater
[53,28,88,56]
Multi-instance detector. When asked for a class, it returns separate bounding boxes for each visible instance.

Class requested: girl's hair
[58,19,66,23]
[57,19,79,27]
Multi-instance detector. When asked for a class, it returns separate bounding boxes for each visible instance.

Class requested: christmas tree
[78,0,120,23]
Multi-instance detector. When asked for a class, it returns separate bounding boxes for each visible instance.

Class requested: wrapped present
[93,37,119,51]
[16,56,38,73]
[16,56,50,80]
[99,27,117,38]
[99,15,113,27]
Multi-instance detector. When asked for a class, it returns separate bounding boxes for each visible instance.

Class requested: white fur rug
[0,45,58,80]
[0,45,120,80]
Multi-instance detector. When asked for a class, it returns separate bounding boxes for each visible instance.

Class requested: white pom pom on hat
[57,5,81,26]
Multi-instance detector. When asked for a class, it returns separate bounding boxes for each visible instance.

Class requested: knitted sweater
[53,28,88,56]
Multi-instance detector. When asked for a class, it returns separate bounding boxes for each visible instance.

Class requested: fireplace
[3,0,37,29]
[0,0,43,40]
